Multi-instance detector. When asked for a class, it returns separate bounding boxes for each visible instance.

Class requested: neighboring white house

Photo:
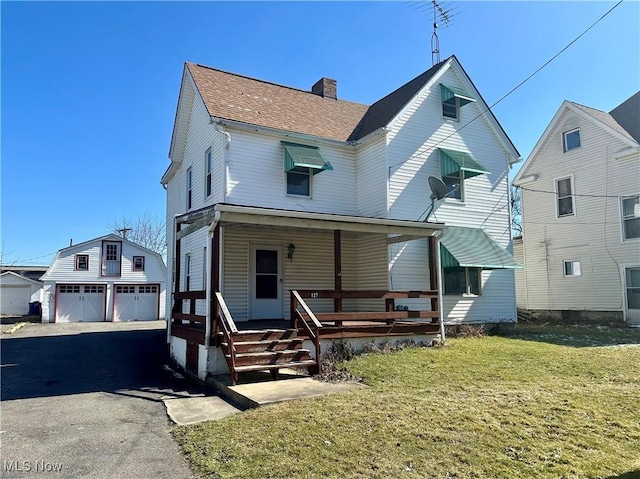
[513,92,640,326]
[0,271,43,316]
[162,55,521,381]
[41,234,167,323]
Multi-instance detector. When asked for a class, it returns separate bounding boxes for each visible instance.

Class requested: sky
[2,1,639,266]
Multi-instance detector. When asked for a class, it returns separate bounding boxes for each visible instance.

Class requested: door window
[255,249,278,299]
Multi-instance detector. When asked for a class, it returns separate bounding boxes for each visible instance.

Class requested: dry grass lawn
[173,323,640,479]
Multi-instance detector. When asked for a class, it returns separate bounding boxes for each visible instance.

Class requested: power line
[390,0,624,171]
[520,186,636,199]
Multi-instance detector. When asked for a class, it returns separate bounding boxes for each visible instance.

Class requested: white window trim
[562,128,581,153]
[205,149,213,198]
[620,194,640,242]
[563,260,582,277]
[442,170,465,203]
[186,167,193,210]
[555,175,576,218]
[441,96,460,122]
[185,253,191,291]
[443,267,481,296]
[285,167,313,199]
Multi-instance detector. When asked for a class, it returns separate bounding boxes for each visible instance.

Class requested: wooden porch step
[224,338,304,353]
[227,349,312,367]
[227,329,299,342]
[233,359,317,373]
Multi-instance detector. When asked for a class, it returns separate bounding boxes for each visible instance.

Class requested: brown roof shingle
[571,101,638,144]
[187,63,369,142]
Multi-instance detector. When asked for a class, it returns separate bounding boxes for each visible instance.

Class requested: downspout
[214,122,231,201]
[204,211,221,348]
[435,230,446,344]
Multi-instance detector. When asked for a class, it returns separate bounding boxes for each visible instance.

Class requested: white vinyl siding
[355,135,387,217]
[519,106,640,313]
[224,129,357,215]
[385,66,516,323]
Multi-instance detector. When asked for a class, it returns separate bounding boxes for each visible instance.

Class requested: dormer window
[563,128,581,152]
[440,84,476,121]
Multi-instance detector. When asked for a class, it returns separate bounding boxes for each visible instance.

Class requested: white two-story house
[162,55,521,382]
[41,234,167,323]
[514,92,640,326]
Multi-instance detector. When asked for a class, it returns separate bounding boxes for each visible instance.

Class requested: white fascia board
[513,174,539,186]
[161,161,181,185]
[351,126,389,146]
[513,101,570,184]
[214,204,446,237]
[211,116,352,148]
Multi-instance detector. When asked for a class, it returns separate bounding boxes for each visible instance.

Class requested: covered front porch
[169,204,446,384]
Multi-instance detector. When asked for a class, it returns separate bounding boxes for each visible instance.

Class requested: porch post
[434,235,446,344]
[429,236,439,312]
[334,230,342,313]
[173,219,182,323]
[210,224,220,345]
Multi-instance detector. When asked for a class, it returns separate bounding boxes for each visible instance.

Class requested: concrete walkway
[163,369,364,425]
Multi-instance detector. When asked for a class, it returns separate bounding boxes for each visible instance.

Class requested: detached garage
[0,272,42,316]
[41,234,166,323]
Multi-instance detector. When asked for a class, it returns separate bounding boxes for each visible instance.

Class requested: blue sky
[2,1,638,266]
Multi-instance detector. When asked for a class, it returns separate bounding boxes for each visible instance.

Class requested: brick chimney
[312,77,337,99]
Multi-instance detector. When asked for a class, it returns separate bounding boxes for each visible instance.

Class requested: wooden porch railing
[290,290,322,373]
[293,289,440,326]
[213,291,239,377]
[171,290,206,343]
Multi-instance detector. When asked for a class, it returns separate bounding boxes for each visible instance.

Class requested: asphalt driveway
[1,321,199,478]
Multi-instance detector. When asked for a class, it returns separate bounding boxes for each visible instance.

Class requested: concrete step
[233,359,317,374]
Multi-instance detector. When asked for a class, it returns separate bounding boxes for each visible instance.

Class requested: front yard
[173,323,640,479]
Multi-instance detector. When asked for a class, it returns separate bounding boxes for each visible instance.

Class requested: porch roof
[176,203,446,240]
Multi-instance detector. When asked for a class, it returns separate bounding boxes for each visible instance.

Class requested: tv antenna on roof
[430,0,456,65]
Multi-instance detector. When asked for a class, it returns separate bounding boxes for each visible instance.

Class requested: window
[287,167,311,197]
[442,96,459,120]
[84,285,104,293]
[556,177,574,217]
[444,267,480,295]
[75,254,89,271]
[116,285,135,293]
[622,196,640,240]
[563,128,581,152]
[132,256,145,272]
[564,260,581,277]
[60,285,80,293]
[205,149,213,198]
[440,84,476,121]
[626,268,640,311]
[186,167,193,209]
[442,171,462,200]
[185,253,191,291]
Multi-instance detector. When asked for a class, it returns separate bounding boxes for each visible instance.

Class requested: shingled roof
[186,59,453,143]
[609,91,640,143]
[187,63,369,143]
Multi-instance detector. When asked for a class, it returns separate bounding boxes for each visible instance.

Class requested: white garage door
[114,285,159,321]
[1,286,30,316]
[56,285,105,323]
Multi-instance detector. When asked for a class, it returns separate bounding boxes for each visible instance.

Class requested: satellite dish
[428,176,447,200]
[424,176,448,222]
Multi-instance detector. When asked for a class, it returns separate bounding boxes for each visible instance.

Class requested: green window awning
[282,142,333,175]
[439,148,490,179]
[440,226,521,269]
[440,84,476,107]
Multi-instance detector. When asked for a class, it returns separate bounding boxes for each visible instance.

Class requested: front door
[250,246,283,319]
[625,267,640,326]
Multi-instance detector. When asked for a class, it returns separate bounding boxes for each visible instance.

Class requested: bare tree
[109,214,166,259]
[511,184,522,236]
